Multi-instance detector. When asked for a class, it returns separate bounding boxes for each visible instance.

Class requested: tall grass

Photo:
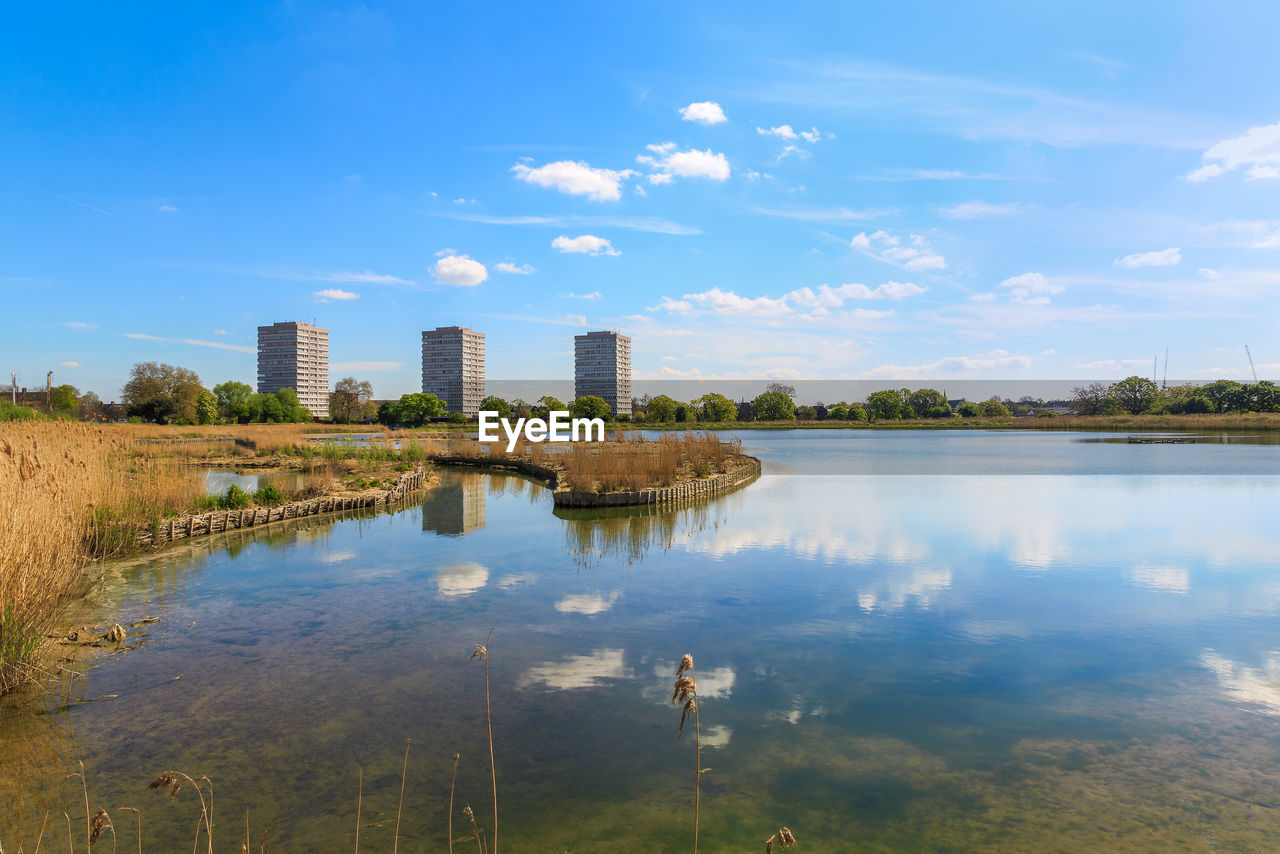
[0,422,202,692]
[561,432,741,493]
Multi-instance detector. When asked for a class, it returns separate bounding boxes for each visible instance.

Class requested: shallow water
[3,431,1280,851]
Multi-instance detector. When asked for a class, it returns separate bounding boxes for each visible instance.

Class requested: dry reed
[672,653,702,854]
[470,631,498,854]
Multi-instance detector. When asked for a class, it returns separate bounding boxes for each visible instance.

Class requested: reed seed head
[147,771,181,799]
[471,643,488,662]
[677,654,694,677]
[89,809,106,847]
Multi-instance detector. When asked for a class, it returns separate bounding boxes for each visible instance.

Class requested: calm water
[3,431,1280,851]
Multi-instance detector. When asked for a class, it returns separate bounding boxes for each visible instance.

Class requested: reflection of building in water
[422,472,487,536]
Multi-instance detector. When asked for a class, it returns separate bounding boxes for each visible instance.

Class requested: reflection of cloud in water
[435,562,489,597]
[960,619,1029,643]
[496,573,536,590]
[858,567,951,613]
[1131,564,1190,594]
[701,724,732,749]
[555,591,619,614]
[522,648,630,690]
[649,663,735,700]
[317,550,357,564]
[1202,650,1280,714]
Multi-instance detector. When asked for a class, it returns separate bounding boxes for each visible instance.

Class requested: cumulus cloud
[511,160,636,201]
[850,230,946,271]
[998,272,1063,304]
[432,254,488,286]
[552,234,620,256]
[1115,247,1181,268]
[756,124,824,142]
[859,349,1033,379]
[787,281,926,306]
[679,101,727,124]
[636,143,731,182]
[1185,120,1280,181]
[935,201,1023,219]
[495,262,535,275]
[314,288,359,301]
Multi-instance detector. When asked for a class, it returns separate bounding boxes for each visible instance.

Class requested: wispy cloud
[935,201,1023,219]
[122,333,255,353]
[36,187,114,216]
[314,288,359,301]
[752,206,889,223]
[429,211,701,235]
[1115,248,1181,268]
[59,361,81,368]
[1184,120,1280,182]
[252,269,414,285]
[59,321,99,329]
[850,230,946,271]
[562,291,603,300]
[495,262,536,275]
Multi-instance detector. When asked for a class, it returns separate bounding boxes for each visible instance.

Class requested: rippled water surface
[3,431,1280,851]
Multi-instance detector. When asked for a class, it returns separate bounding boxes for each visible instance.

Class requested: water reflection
[421,471,488,535]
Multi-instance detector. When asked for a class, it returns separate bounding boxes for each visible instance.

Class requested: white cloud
[59,321,98,329]
[786,281,925,306]
[495,262,535,275]
[562,313,588,326]
[1185,120,1280,181]
[651,280,921,319]
[255,269,414,285]
[758,124,799,140]
[636,144,731,182]
[435,562,489,597]
[432,254,489,286]
[850,230,946,271]
[935,201,1022,219]
[1199,267,1222,279]
[314,288,359,301]
[433,211,701,235]
[999,272,1063,304]
[1076,358,1153,372]
[1203,219,1280,249]
[552,234,620,256]
[563,291,602,300]
[452,197,476,205]
[969,292,997,302]
[752,206,887,222]
[554,592,619,614]
[59,361,81,368]
[511,160,636,201]
[121,332,256,353]
[213,330,227,335]
[1115,248,1181,268]
[157,204,179,213]
[859,349,1033,379]
[679,101,727,125]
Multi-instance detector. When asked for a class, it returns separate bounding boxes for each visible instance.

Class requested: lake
[3,430,1279,851]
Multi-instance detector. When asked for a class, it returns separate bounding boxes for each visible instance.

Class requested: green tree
[535,395,567,415]
[1071,382,1116,416]
[1108,376,1159,415]
[122,361,204,423]
[330,376,374,423]
[570,396,612,421]
[796,405,817,420]
[647,394,679,422]
[1197,379,1246,413]
[379,393,448,427]
[865,389,907,421]
[214,381,256,423]
[957,401,982,418]
[847,404,868,422]
[907,388,947,419]
[827,404,849,420]
[274,388,312,422]
[195,389,219,424]
[674,403,692,422]
[479,395,512,420]
[751,390,796,421]
[980,397,1011,417]
[49,384,79,413]
[694,392,737,422]
[79,391,102,420]
[257,393,284,423]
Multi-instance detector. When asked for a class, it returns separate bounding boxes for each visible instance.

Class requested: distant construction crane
[8,370,17,405]
[1246,345,1258,383]
[1162,347,1169,389]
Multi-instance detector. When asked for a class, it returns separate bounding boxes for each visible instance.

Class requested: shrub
[253,483,284,504]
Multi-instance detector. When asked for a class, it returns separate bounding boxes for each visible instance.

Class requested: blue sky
[4,1,1280,399]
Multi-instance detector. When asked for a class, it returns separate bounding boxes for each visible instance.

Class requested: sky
[3,1,1280,400]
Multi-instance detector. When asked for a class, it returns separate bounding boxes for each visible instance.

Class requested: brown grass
[561,431,741,493]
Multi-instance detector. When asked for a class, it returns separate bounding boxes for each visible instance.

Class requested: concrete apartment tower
[574,330,632,416]
[421,326,486,416]
[256,321,330,418]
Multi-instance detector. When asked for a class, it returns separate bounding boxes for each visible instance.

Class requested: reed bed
[561,432,741,493]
